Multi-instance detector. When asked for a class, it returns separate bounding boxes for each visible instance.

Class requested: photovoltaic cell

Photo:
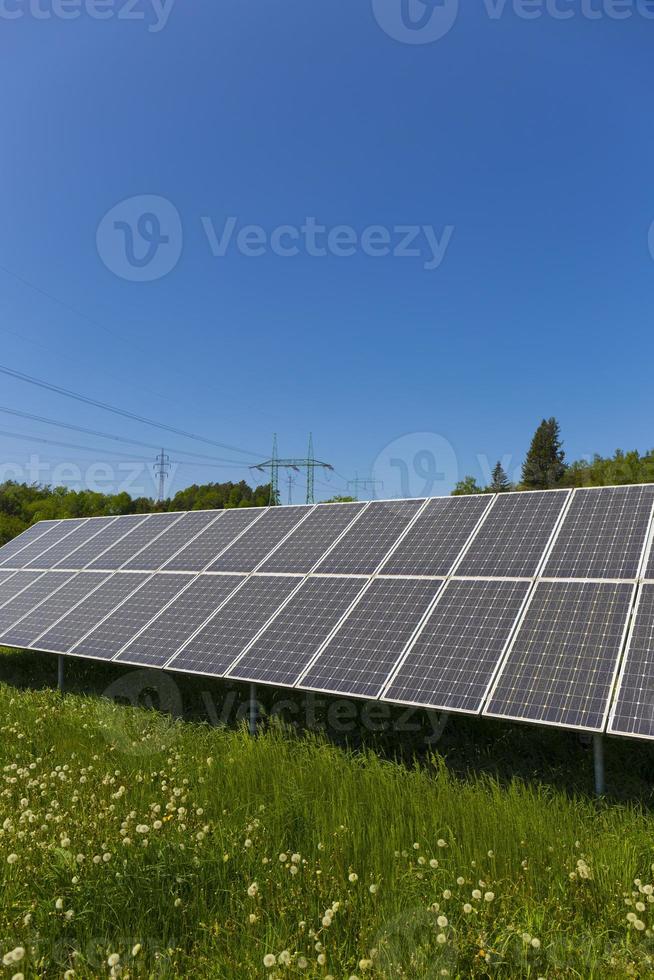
[0,572,110,648]
[0,571,17,586]
[33,573,148,653]
[258,503,367,574]
[383,579,530,713]
[70,574,190,660]
[314,500,424,576]
[484,580,634,731]
[229,576,367,686]
[207,507,308,573]
[163,509,261,572]
[608,585,654,740]
[0,572,75,635]
[0,520,60,568]
[0,571,47,609]
[379,495,491,577]
[86,513,182,570]
[455,491,569,579]
[0,519,89,569]
[116,574,244,668]
[25,518,117,569]
[543,485,654,580]
[54,514,149,569]
[168,575,300,677]
[122,511,220,571]
[299,578,440,699]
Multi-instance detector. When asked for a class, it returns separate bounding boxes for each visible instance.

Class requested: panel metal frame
[481,577,639,734]
[379,576,533,715]
[0,520,63,568]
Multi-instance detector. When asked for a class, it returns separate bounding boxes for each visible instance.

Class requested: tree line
[453,418,654,495]
[0,479,272,547]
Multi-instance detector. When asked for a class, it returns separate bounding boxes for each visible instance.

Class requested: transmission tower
[347,472,383,500]
[252,433,333,506]
[154,449,171,503]
[286,472,296,505]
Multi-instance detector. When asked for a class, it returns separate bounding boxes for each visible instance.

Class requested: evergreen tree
[521,418,566,489]
[490,461,512,492]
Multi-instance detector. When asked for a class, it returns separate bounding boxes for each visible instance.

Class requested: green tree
[489,461,512,493]
[521,418,566,489]
[323,495,358,503]
[452,476,486,496]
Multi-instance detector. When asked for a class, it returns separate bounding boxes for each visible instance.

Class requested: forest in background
[0,418,652,545]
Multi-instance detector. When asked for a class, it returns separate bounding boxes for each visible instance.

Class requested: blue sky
[0,1,652,501]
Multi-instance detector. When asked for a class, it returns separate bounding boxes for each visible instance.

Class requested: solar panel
[0,571,75,635]
[608,585,654,740]
[0,571,48,609]
[115,574,244,668]
[168,575,300,677]
[69,573,191,660]
[383,579,530,713]
[86,513,182,570]
[163,508,262,572]
[0,519,89,569]
[298,577,440,699]
[207,506,309,573]
[542,485,654,580]
[33,572,148,653]
[25,517,117,570]
[122,511,221,571]
[53,514,149,569]
[484,580,634,731]
[257,503,367,574]
[379,495,491,577]
[454,490,570,579]
[314,499,424,576]
[0,571,17,586]
[0,520,61,568]
[229,576,367,686]
[0,572,111,648]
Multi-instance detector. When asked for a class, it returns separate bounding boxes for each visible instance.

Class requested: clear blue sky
[0,2,652,501]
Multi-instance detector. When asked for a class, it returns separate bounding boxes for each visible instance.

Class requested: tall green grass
[1,680,654,978]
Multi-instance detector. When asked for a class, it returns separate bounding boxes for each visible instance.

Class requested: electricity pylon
[347,472,383,500]
[154,449,171,503]
[252,433,333,505]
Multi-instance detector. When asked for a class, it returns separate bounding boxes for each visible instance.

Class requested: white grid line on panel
[27,572,130,650]
[122,510,226,572]
[115,512,187,570]
[637,497,654,581]
[0,571,49,613]
[481,580,637,733]
[0,571,103,640]
[162,507,269,571]
[258,501,372,574]
[606,583,654,741]
[70,514,152,570]
[26,517,119,571]
[294,576,446,701]
[11,519,90,570]
[0,521,63,568]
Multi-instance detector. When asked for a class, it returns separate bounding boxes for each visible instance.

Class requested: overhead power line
[0,404,252,466]
[0,363,263,458]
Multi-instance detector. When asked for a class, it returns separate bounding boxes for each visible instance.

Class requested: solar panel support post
[57,654,65,694]
[249,683,258,737]
[593,734,605,796]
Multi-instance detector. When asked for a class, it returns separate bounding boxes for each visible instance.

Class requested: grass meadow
[2,650,654,978]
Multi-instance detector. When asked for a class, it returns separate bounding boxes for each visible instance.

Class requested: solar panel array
[1,483,654,742]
